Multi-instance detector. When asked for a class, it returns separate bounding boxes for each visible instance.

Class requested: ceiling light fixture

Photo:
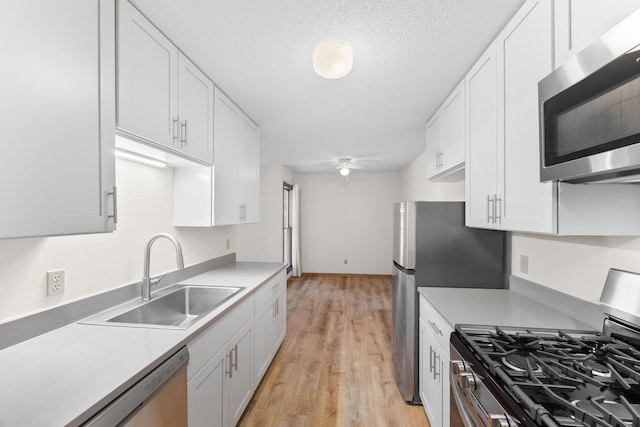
[312,41,353,79]
[338,158,351,176]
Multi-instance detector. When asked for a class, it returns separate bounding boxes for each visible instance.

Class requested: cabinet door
[117,0,178,149]
[0,0,116,238]
[188,345,228,427]
[440,81,465,173]
[228,320,254,427]
[213,88,241,225]
[425,114,441,179]
[555,0,640,66]
[254,301,274,385]
[497,0,555,233]
[465,42,498,229]
[239,115,260,224]
[178,53,214,163]
[273,287,287,349]
[419,318,442,427]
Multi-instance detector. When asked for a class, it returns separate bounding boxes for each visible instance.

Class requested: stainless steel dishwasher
[83,346,189,427]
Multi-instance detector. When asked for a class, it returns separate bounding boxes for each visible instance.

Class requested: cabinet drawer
[254,270,286,309]
[272,270,286,297]
[254,276,274,310]
[419,294,453,356]
[187,294,254,379]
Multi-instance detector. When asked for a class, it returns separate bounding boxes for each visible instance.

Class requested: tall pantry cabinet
[0,0,116,238]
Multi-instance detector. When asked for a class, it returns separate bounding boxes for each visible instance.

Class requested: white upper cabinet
[554,0,640,67]
[465,42,499,229]
[496,0,555,233]
[117,0,213,164]
[178,53,215,162]
[465,0,640,235]
[426,80,465,182]
[174,88,260,227]
[117,0,178,149]
[0,0,116,238]
[466,0,555,233]
[238,116,260,224]
[212,88,260,225]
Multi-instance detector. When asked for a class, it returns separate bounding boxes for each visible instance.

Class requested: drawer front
[271,270,286,298]
[254,276,274,310]
[419,294,453,356]
[187,294,254,379]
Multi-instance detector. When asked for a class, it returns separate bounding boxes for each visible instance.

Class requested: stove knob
[458,372,476,390]
[450,360,467,375]
[488,414,511,427]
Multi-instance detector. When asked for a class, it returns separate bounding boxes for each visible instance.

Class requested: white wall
[400,151,465,202]
[0,158,234,322]
[294,172,400,275]
[512,233,640,303]
[236,165,292,263]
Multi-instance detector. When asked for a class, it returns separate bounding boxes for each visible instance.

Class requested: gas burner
[570,399,634,422]
[577,360,612,378]
[501,354,542,373]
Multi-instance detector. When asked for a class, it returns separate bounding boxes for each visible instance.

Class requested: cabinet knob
[458,372,476,390]
[450,360,467,375]
[488,414,513,427]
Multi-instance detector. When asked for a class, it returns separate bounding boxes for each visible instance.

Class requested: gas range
[449,269,640,427]
[452,324,640,426]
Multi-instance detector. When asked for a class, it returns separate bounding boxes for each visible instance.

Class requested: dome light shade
[312,41,353,79]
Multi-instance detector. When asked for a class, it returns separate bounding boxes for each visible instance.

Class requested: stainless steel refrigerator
[392,201,505,404]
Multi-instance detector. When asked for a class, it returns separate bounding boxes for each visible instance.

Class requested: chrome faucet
[141,233,184,301]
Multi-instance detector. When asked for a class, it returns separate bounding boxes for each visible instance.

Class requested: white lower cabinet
[187,271,287,427]
[188,344,228,427]
[228,321,254,426]
[187,296,254,427]
[419,294,453,427]
[253,271,287,386]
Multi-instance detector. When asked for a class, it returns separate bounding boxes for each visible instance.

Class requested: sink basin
[80,285,245,330]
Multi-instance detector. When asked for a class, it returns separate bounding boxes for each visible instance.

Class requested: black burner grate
[457,325,640,427]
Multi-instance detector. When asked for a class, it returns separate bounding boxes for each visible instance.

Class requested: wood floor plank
[238,274,430,427]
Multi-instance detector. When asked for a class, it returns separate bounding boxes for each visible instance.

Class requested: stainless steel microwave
[539,9,640,183]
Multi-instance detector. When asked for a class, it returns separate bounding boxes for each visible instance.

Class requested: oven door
[449,335,527,427]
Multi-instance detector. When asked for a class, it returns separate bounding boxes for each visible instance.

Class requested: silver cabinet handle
[428,320,442,336]
[231,344,239,371]
[173,116,179,144]
[429,346,434,373]
[495,195,502,224]
[226,352,233,378]
[486,195,492,223]
[433,352,441,380]
[107,186,118,224]
[181,120,188,146]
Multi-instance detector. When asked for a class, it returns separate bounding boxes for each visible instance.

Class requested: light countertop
[418,287,596,331]
[0,261,284,427]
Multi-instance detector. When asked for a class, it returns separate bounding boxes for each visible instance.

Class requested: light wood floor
[238,274,430,427]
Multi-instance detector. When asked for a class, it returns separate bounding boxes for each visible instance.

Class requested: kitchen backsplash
[0,159,234,323]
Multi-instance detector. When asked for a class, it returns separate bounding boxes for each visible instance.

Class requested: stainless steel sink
[80,285,245,330]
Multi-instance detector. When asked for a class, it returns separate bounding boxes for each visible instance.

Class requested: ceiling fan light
[313,41,353,79]
[339,166,350,176]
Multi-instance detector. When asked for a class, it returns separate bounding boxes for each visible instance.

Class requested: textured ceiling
[131,0,525,174]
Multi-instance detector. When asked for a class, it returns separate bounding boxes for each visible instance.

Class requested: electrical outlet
[47,269,65,296]
[344,259,348,265]
[519,255,529,274]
